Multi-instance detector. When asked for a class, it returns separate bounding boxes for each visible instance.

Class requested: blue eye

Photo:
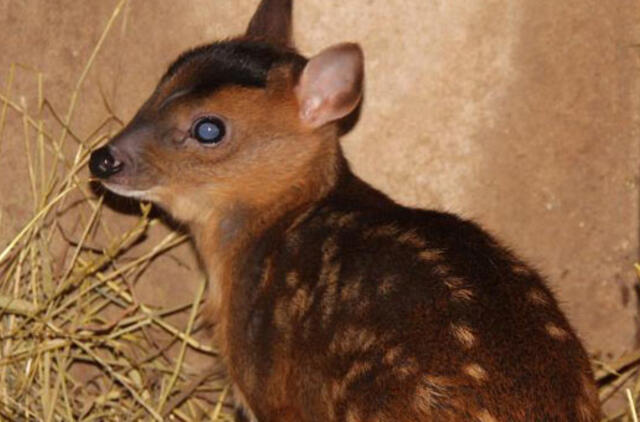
[193,117,226,144]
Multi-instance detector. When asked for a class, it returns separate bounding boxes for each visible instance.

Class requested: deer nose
[89,146,124,179]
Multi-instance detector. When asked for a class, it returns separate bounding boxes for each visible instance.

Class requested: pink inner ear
[295,43,364,129]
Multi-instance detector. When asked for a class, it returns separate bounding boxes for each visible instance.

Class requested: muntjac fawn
[89,0,600,420]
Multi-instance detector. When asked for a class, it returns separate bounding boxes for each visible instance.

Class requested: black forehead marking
[161,39,305,101]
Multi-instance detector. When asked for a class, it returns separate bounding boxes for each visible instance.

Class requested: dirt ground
[0,0,638,378]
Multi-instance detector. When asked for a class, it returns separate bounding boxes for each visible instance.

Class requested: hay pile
[0,1,638,421]
[0,2,230,420]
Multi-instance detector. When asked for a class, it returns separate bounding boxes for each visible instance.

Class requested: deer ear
[246,0,293,47]
[295,43,364,129]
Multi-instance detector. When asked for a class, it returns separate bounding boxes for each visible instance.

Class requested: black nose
[89,146,124,179]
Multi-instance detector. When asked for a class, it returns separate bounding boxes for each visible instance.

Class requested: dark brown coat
[89,1,601,420]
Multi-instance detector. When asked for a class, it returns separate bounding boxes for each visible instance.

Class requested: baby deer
[89,0,600,420]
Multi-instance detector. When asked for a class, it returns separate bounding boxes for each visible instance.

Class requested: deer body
[222,170,599,422]
[89,1,600,421]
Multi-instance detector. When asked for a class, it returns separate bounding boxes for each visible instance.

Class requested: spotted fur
[91,0,601,420]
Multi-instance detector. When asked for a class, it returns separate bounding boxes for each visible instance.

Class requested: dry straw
[0,1,230,420]
[0,1,638,421]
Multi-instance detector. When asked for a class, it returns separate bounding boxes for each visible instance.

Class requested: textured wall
[0,0,638,361]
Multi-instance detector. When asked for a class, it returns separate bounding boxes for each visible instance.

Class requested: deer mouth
[101,182,158,201]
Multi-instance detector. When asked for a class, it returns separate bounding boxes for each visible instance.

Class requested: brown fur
[90,1,601,421]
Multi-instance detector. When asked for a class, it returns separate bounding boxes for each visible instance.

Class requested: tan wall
[0,0,638,359]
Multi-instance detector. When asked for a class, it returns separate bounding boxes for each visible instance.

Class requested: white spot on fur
[418,249,444,262]
[413,376,449,415]
[397,229,428,248]
[545,323,570,340]
[446,277,474,301]
[451,323,476,348]
[464,363,488,382]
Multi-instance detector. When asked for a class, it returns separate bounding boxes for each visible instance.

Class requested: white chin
[103,183,155,201]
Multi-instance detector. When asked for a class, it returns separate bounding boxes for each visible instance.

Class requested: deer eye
[192,117,226,145]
